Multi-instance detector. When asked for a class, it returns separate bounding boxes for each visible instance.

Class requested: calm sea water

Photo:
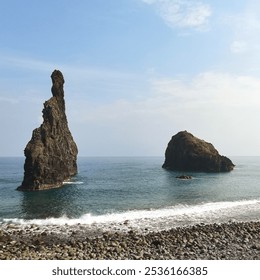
[0,156,260,231]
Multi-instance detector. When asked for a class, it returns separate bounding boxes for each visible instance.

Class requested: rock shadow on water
[19,183,82,220]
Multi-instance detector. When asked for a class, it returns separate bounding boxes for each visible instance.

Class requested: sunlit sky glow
[1,0,260,156]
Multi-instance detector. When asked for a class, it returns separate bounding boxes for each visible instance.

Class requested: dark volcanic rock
[17,70,78,191]
[162,131,234,172]
[176,175,192,179]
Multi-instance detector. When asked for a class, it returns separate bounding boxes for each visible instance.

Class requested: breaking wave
[62,181,84,185]
[2,199,260,231]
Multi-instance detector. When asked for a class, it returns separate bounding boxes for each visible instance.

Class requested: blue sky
[1,0,260,156]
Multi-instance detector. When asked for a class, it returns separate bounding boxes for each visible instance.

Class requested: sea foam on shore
[2,198,260,233]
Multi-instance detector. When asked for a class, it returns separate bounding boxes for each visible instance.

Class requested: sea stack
[162,131,234,172]
[17,70,78,191]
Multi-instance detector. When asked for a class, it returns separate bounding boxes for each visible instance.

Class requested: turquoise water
[0,156,260,230]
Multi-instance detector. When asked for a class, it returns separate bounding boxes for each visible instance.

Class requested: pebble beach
[1,221,260,260]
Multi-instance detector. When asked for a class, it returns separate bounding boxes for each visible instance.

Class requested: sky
[1,0,260,156]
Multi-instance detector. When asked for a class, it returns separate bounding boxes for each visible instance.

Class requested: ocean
[0,156,260,232]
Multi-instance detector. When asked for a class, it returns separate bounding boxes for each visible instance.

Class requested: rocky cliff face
[162,131,234,172]
[17,70,78,191]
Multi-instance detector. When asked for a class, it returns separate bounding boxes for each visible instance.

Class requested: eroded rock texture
[162,131,234,172]
[17,70,78,191]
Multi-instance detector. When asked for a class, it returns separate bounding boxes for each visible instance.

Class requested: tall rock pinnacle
[17,70,78,191]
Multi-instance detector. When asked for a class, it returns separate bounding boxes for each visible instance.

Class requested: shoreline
[1,220,260,260]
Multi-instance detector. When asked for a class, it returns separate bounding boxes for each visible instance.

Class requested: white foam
[62,181,84,185]
[3,199,260,231]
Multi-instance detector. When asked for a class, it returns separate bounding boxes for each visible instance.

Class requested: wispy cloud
[0,52,133,80]
[68,71,260,155]
[0,52,140,103]
[0,54,55,73]
[149,72,260,108]
[222,4,260,55]
[142,0,212,30]
[230,40,248,54]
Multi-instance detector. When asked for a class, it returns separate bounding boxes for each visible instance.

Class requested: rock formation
[17,70,78,191]
[176,175,192,179]
[162,131,234,172]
